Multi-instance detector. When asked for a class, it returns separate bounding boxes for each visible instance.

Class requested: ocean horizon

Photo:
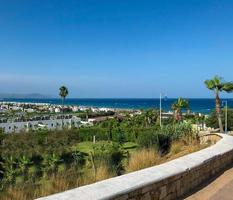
[1,98,233,114]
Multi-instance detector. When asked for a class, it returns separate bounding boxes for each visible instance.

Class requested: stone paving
[185,165,233,200]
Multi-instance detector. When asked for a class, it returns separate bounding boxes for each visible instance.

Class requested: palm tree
[171,98,190,121]
[59,86,69,127]
[143,109,158,127]
[204,76,233,133]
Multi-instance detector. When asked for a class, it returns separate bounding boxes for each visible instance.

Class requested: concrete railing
[37,133,233,200]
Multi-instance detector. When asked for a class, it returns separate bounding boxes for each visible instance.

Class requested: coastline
[1,98,232,114]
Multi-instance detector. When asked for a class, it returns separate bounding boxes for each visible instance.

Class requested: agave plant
[42,153,62,175]
[205,76,233,133]
[18,155,33,175]
[1,156,17,184]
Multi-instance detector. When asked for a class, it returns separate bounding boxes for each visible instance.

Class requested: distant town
[0,101,143,133]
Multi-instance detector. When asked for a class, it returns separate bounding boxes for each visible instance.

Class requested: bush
[206,108,233,131]
[78,127,108,141]
[137,130,158,148]
[91,142,124,175]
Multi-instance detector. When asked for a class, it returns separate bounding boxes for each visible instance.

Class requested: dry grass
[126,148,159,172]
[37,175,70,198]
[161,138,208,162]
[0,186,27,200]
[96,163,114,181]
[77,162,115,186]
[126,138,207,173]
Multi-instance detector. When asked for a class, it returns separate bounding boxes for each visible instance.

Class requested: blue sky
[0,0,233,98]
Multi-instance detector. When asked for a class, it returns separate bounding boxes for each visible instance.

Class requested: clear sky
[0,0,233,98]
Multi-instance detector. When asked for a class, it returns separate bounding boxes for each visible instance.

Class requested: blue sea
[1,98,233,114]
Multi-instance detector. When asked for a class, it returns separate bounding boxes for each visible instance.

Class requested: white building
[24,108,35,113]
[79,106,89,111]
[49,107,54,113]
[72,106,79,112]
[0,116,81,133]
[12,106,22,111]
[55,108,61,113]
[91,107,99,112]
[99,107,113,112]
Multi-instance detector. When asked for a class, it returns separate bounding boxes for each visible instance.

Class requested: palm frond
[213,75,223,85]
[204,79,215,90]
[223,82,233,93]
[59,86,69,98]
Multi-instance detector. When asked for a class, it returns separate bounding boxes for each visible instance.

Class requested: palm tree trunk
[174,110,178,121]
[175,109,182,121]
[216,94,224,133]
[62,97,64,128]
[178,110,182,121]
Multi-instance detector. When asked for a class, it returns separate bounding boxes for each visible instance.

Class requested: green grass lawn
[73,141,138,155]
[122,142,138,149]
[74,141,95,154]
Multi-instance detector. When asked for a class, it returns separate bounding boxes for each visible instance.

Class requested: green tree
[37,129,49,144]
[204,76,233,133]
[171,98,190,121]
[206,108,233,131]
[59,85,69,127]
[144,109,158,127]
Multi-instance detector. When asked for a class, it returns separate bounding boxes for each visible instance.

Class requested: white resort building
[0,115,81,133]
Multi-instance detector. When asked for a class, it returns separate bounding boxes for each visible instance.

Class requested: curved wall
[37,133,233,200]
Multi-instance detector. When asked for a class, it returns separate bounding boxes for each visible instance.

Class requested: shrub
[137,130,158,148]
[206,108,233,131]
[78,127,108,141]
[91,142,124,173]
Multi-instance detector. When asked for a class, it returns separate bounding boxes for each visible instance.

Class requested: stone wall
[37,133,233,200]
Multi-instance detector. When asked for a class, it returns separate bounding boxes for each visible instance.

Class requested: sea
[1,98,233,114]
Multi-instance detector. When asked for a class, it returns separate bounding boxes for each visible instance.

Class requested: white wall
[0,117,81,133]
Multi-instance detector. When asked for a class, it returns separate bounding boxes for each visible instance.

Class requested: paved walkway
[184,165,233,200]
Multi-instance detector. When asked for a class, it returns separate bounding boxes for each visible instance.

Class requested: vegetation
[126,138,205,173]
[0,108,207,200]
[204,76,233,132]
[1,76,231,199]
[59,85,69,127]
[206,108,233,131]
[126,148,158,172]
[171,98,190,121]
[59,86,69,109]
